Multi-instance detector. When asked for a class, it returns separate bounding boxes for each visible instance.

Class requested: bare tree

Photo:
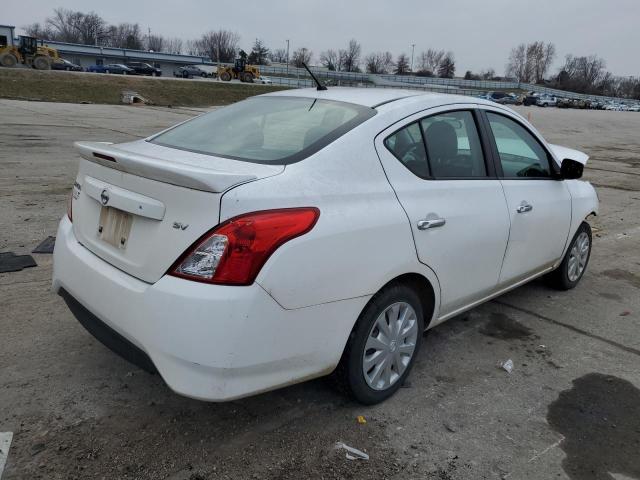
[320,49,339,70]
[146,34,164,52]
[506,43,528,81]
[364,51,394,74]
[44,8,108,45]
[339,39,361,72]
[417,49,445,74]
[395,53,410,75]
[163,37,183,54]
[506,41,555,83]
[106,23,143,49]
[270,48,287,63]
[438,52,455,78]
[193,30,240,62]
[23,22,56,39]
[481,68,496,80]
[291,47,312,68]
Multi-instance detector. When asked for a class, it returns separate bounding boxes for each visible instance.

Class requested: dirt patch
[603,269,640,289]
[547,373,640,480]
[480,312,534,340]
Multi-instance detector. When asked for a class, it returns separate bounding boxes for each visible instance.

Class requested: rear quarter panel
[219,125,441,313]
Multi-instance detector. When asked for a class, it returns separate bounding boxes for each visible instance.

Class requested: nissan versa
[53,88,598,404]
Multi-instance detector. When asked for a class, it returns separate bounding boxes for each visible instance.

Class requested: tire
[220,71,231,81]
[242,72,254,83]
[546,222,592,290]
[0,53,18,67]
[201,72,207,78]
[182,71,189,78]
[33,56,51,70]
[333,283,425,405]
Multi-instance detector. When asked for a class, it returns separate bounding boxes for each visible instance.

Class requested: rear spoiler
[74,141,257,193]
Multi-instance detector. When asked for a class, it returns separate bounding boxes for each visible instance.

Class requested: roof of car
[263,87,495,109]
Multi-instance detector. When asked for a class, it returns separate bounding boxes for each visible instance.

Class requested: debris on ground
[0,252,37,273]
[335,442,369,460]
[121,90,151,105]
[32,236,56,254]
[356,415,367,425]
[499,359,514,374]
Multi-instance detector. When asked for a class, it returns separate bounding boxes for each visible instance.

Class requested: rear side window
[151,96,375,164]
[385,123,429,177]
[486,112,551,178]
[421,111,486,178]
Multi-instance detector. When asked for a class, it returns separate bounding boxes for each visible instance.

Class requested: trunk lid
[71,140,284,283]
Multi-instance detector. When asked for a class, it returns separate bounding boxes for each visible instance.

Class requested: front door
[482,110,571,284]
[375,107,511,317]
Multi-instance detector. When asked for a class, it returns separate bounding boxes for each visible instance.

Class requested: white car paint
[52,88,598,401]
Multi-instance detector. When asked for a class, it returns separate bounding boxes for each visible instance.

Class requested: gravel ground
[1,100,639,480]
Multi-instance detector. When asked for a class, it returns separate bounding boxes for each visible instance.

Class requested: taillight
[169,208,320,286]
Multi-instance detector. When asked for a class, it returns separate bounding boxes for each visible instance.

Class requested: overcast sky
[6,0,640,76]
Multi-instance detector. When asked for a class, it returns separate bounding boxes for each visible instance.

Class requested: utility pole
[286,39,290,76]
[410,43,415,73]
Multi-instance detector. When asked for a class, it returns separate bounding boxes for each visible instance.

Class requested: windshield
[150,96,375,164]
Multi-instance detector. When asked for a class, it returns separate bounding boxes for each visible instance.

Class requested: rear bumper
[52,216,367,401]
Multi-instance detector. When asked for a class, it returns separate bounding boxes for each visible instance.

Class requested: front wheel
[333,283,424,405]
[547,222,592,290]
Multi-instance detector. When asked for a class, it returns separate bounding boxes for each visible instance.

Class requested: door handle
[417,218,446,230]
[516,202,533,214]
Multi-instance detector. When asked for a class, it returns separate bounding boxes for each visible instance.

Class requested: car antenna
[301,62,327,91]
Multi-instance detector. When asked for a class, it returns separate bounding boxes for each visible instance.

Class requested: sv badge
[172,222,189,231]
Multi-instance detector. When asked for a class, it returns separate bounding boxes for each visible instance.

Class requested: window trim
[383,108,495,181]
[479,109,561,180]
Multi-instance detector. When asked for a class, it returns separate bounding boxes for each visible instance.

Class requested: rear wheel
[33,56,51,70]
[220,71,231,81]
[333,283,424,404]
[182,70,189,78]
[547,222,592,290]
[0,53,18,67]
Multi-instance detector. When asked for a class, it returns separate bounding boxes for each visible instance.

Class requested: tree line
[24,8,639,99]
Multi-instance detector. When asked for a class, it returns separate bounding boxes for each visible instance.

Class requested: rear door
[375,106,511,317]
[480,108,571,284]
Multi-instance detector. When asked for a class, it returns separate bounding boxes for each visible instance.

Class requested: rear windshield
[150,96,375,164]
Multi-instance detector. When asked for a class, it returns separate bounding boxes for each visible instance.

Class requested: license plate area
[98,206,133,249]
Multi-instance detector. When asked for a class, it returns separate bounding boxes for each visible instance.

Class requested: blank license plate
[98,206,133,249]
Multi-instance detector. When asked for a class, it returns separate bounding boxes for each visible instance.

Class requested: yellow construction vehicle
[0,35,59,70]
[217,56,260,83]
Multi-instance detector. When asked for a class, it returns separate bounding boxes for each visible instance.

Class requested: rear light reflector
[169,208,320,286]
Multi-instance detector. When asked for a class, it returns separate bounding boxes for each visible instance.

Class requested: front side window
[421,110,486,178]
[151,96,375,164]
[486,112,552,178]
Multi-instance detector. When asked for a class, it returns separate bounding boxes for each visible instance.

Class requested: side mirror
[560,158,584,180]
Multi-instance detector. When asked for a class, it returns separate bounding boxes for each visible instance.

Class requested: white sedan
[53,88,598,404]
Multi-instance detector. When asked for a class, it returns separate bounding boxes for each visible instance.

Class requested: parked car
[54,89,598,404]
[485,91,508,103]
[522,94,539,106]
[87,64,134,74]
[257,76,273,85]
[495,94,520,105]
[52,59,83,72]
[537,95,557,107]
[628,104,640,112]
[125,62,162,76]
[174,65,207,78]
